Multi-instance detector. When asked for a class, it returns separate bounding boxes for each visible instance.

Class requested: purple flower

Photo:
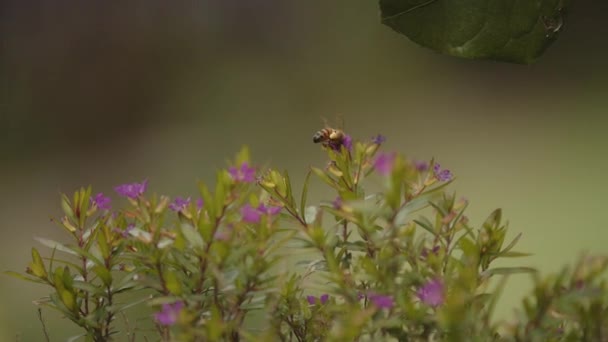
[169,197,190,212]
[229,162,256,183]
[319,294,329,304]
[374,153,396,176]
[372,134,386,145]
[332,196,342,209]
[114,180,148,199]
[433,163,453,182]
[368,293,394,309]
[241,203,282,223]
[258,203,282,216]
[417,278,444,307]
[154,301,184,326]
[342,135,353,151]
[196,198,204,210]
[413,160,429,172]
[91,193,111,210]
[241,204,261,223]
[306,294,329,305]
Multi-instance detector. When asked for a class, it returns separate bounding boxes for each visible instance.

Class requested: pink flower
[332,196,342,209]
[368,293,394,309]
[169,197,190,212]
[433,163,453,182]
[241,204,261,223]
[154,301,184,326]
[229,162,256,183]
[413,160,429,172]
[258,203,281,216]
[306,294,329,305]
[241,203,282,224]
[374,153,396,176]
[417,278,444,307]
[91,193,111,210]
[115,180,148,199]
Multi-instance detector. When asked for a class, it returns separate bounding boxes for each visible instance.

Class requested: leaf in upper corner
[379,0,570,64]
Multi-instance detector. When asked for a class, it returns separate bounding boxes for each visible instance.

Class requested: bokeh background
[1,1,607,340]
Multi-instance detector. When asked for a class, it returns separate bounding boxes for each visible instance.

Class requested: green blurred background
[1,1,607,340]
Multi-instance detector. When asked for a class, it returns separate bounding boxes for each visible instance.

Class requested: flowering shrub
[7,135,608,341]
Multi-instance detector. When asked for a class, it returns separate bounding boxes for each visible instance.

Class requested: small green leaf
[35,237,78,256]
[4,271,46,284]
[283,170,295,206]
[300,170,312,223]
[181,222,205,250]
[72,280,101,294]
[497,251,533,257]
[481,266,537,278]
[497,232,522,256]
[215,171,227,213]
[380,0,569,64]
[235,145,251,165]
[92,265,112,286]
[54,270,77,312]
[96,230,110,260]
[414,218,438,238]
[311,167,338,189]
[483,209,502,231]
[164,270,182,295]
[304,206,320,225]
[61,194,74,219]
[198,182,215,222]
[29,247,48,279]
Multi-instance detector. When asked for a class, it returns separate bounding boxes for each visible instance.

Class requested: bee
[313,127,347,150]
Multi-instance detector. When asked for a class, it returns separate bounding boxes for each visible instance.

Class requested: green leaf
[483,208,502,231]
[497,232,522,256]
[164,270,182,295]
[29,247,48,279]
[4,271,46,284]
[215,171,227,214]
[496,251,533,257]
[54,270,77,312]
[181,222,205,250]
[480,266,537,278]
[92,265,112,286]
[311,167,338,190]
[379,0,569,64]
[198,182,215,222]
[35,237,78,256]
[61,194,75,219]
[283,170,295,207]
[72,280,101,294]
[96,230,110,260]
[300,170,312,224]
[414,218,438,237]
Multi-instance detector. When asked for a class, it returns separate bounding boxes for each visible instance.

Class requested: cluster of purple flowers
[168,197,204,212]
[229,162,256,183]
[372,154,452,183]
[433,163,453,182]
[155,301,184,326]
[241,203,282,223]
[307,294,329,305]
